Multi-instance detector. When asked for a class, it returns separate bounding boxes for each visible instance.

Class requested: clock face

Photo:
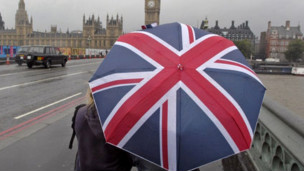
[148,0,155,8]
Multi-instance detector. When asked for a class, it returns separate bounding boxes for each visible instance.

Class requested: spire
[19,0,25,10]
[230,20,236,29]
[214,20,220,29]
[0,12,4,30]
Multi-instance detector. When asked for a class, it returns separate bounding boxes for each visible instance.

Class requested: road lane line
[0,71,87,91]
[0,96,86,140]
[0,62,99,77]
[14,92,82,119]
[0,96,85,137]
[68,62,101,68]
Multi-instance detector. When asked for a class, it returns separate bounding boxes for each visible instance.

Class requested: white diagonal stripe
[197,46,238,71]
[180,82,240,153]
[117,83,181,148]
[89,72,154,90]
[115,41,163,69]
[200,71,254,138]
[209,59,264,86]
[209,62,264,86]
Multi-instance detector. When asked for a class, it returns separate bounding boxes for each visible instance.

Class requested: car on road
[15,46,31,66]
[25,46,68,69]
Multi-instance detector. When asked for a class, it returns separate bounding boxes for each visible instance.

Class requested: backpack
[69,104,86,149]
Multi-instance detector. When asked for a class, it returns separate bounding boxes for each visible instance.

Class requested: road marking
[0,96,85,141]
[0,71,88,91]
[68,62,100,68]
[14,92,82,119]
[0,70,42,77]
[0,61,99,77]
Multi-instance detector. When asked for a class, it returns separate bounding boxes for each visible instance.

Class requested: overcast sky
[0,0,303,38]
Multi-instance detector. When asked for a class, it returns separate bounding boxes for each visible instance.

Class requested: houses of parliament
[0,0,123,50]
[0,0,161,52]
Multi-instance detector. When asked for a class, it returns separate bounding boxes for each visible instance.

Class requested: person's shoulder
[75,105,89,127]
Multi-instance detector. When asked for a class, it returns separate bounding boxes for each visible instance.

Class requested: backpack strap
[69,104,86,149]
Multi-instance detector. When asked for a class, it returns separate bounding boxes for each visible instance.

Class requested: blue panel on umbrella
[93,86,135,124]
[221,49,252,68]
[205,69,265,131]
[89,45,156,82]
[177,89,234,171]
[193,27,211,41]
[123,109,161,166]
[144,22,183,51]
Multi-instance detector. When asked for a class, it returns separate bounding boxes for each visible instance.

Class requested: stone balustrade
[248,97,304,171]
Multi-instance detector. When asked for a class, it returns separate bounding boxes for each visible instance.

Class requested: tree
[284,39,304,62]
[234,40,252,59]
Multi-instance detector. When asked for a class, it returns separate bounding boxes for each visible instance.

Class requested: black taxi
[25,46,68,69]
[15,45,31,66]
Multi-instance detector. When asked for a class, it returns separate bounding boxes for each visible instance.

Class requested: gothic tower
[145,0,160,25]
[15,0,32,41]
[0,12,5,30]
[83,14,104,48]
[106,14,123,47]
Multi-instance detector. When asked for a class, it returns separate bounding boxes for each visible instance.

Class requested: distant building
[0,13,4,30]
[257,32,267,59]
[200,17,209,30]
[206,20,255,42]
[0,0,123,50]
[262,20,303,61]
[204,20,256,56]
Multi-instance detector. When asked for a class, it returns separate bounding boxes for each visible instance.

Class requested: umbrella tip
[177,64,184,71]
[141,23,158,30]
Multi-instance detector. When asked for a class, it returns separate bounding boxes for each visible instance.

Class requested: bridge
[236,97,304,171]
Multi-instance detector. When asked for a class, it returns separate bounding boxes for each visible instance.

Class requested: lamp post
[87,35,91,48]
[87,35,92,58]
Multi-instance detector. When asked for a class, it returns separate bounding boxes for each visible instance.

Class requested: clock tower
[145,0,160,25]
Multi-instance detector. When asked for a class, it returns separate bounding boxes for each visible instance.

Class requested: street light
[87,35,91,48]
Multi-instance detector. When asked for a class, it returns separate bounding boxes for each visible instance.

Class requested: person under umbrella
[88,22,265,171]
[72,89,133,171]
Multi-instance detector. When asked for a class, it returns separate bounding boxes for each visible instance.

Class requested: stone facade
[145,0,161,25]
[0,0,123,49]
[263,21,303,61]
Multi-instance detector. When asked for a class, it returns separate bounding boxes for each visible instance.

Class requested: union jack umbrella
[89,23,266,171]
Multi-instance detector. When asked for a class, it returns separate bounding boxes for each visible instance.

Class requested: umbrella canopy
[89,22,266,171]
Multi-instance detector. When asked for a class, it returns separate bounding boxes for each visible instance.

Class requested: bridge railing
[248,97,304,171]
